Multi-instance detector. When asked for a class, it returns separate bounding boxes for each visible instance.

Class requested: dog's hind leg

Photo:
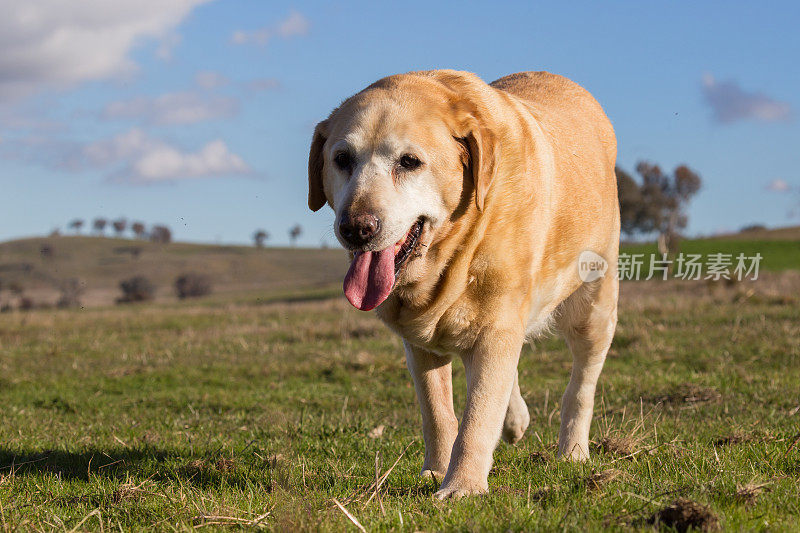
[501,371,529,444]
[555,273,618,460]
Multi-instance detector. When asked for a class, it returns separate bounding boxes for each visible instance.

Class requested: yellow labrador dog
[307,70,619,499]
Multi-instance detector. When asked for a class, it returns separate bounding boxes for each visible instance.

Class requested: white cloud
[245,78,281,92]
[83,128,160,166]
[102,91,239,125]
[1,128,251,183]
[702,74,793,124]
[276,11,310,38]
[156,32,183,61]
[129,139,249,183]
[231,11,309,46]
[765,179,791,192]
[195,70,230,89]
[0,0,211,102]
[84,128,251,183]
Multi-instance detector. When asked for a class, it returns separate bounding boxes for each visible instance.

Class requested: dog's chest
[379,298,483,356]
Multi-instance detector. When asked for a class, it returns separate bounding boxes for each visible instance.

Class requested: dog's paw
[433,480,488,500]
[421,469,445,483]
[501,412,529,444]
[557,441,590,461]
[502,393,530,445]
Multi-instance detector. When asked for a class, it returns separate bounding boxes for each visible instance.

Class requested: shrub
[740,224,767,233]
[8,282,24,295]
[113,246,142,259]
[131,222,146,239]
[117,276,155,303]
[57,278,85,308]
[175,273,212,299]
[150,225,172,244]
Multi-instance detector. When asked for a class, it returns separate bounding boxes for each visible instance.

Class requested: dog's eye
[399,154,422,170]
[334,152,352,171]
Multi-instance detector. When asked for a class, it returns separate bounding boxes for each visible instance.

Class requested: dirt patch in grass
[178,457,237,477]
[527,451,551,463]
[214,457,236,472]
[712,430,778,446]
[712,431,753,446]
[529,484,556,503]
[651,383,721,406]
[597,436,642,456]
[735,482,771,507]
[584,469,629,490]
[647,498,720,532]
[112,480,158,503]
[266,453,285,468]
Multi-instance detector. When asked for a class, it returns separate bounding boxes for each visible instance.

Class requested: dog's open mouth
[343,218,425,311]
[393,218,424,275]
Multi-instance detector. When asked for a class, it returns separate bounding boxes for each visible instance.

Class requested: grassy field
[620,238,800,274]
[2,269,800,531]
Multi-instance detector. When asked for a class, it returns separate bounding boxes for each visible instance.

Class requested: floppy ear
[307,120,328,212]
[456,112,498,212]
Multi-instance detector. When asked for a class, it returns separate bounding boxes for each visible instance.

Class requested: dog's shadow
[0,447,275,491]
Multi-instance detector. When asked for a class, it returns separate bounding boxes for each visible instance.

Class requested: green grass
[2,278,799,531]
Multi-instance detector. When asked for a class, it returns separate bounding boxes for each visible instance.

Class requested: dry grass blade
[67,509,101,533]
[783,433,800,457]
[333,498,367,533]
[374,452,385,516]
[359,441,414,507]
[192,512,271,528]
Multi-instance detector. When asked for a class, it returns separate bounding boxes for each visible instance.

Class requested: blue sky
[1,0,798,246]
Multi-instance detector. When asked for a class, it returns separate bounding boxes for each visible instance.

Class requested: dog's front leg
[435,330,522,499]
[404,342,459,482]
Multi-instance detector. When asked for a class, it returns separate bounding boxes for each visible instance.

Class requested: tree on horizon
[112,218,127,237]
[289,224,302,247]
[93,218,107,235]
[253,229,269,248]
[616,162,702,255]
[131,222,146,239]
[150,225,172,244]
[68,219,84,234]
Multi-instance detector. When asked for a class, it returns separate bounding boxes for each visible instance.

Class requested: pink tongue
[343,247,396,311]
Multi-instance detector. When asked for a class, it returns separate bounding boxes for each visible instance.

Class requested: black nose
[339,212,380,247]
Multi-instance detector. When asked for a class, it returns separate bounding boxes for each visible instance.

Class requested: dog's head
[308,72,497,311]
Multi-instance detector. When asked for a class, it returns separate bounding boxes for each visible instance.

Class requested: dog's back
[490,71,616,169]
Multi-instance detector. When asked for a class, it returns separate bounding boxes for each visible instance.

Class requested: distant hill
[1,226,798,308]
[0,236,348,307]
[712,225,800,241]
